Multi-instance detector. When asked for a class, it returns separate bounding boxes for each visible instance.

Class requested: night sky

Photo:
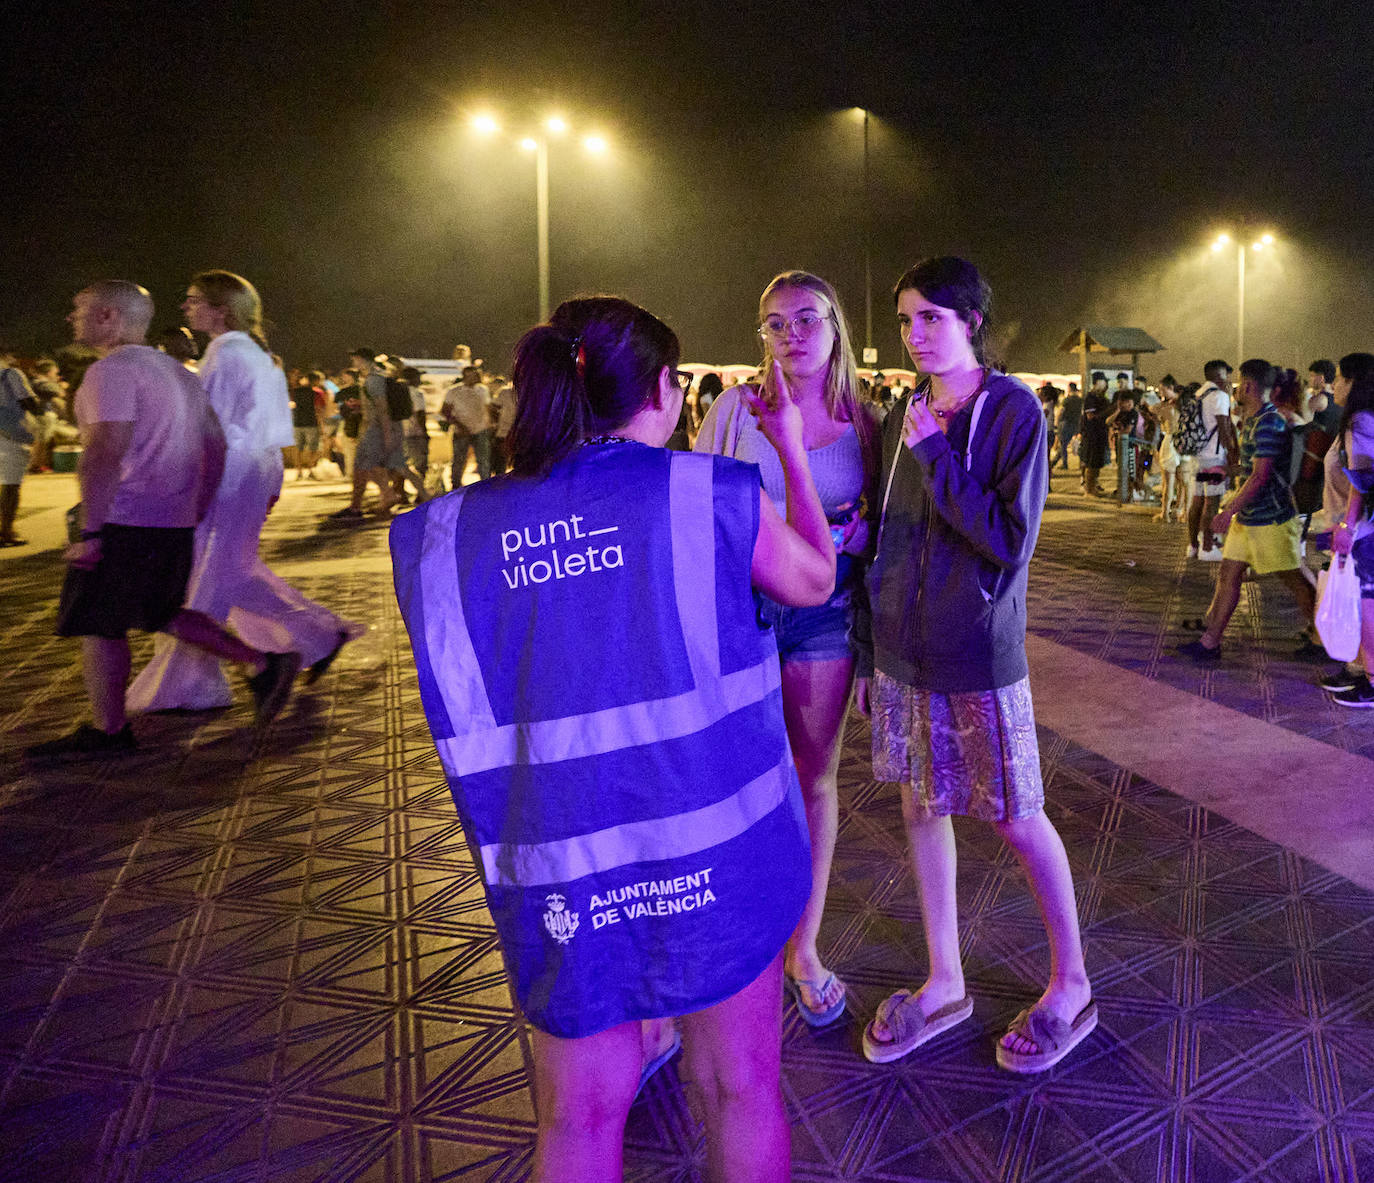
[5,1,1372,381]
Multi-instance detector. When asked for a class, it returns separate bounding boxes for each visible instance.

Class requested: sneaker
[1320,667,1361,693]
[304,631,349,686]
[1186,544,1199,559]
[1177,638,1222,663]
[1198,545,1225,562]
[247,652,302,725]
[1332,676,1374,708]
[25,722,136,760]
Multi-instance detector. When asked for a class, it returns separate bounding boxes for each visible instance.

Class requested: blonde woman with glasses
[696,271,879,1027]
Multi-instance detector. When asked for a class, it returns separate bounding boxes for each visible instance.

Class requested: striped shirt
[1237,401,1295,526]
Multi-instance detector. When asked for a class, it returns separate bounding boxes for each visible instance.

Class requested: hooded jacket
[854,371,1047,693]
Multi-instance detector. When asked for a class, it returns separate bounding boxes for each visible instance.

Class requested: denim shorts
[756,556,857,663]
[1353,530,1374,599]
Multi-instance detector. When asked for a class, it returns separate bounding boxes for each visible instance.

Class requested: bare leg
[1199,558,1248,648]
[780,656,853,1010]
[993,810,1092,1052]
[1361,598,1374,665]
[530,1021,640,1183]
[679,951,789,1183]
[1199,493,1221,550]
[640,1017,676,1067]
[163,608,266,674]
[1275,567,1317,626]
[0,483,19,540]
[1154,471,1173,520]
[869,809,964,1045]
[83,636,132,733]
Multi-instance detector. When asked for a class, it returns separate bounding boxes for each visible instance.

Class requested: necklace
[581,433,635,447]
[929,368,989,420]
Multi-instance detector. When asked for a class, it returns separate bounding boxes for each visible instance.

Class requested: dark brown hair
[892,257,992,366]
[508,296,680,476]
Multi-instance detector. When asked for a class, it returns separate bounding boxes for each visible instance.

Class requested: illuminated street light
[1209,227,1279,360]
[851,107,874,364]
[468,109,611,320]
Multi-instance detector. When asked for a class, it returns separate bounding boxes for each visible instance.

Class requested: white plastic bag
[1315,554,1361,662]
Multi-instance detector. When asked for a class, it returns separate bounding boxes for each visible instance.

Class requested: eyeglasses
[672,369,694,392]
[757,312,832,340]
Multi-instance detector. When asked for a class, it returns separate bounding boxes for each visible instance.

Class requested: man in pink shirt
[26,281,299,760]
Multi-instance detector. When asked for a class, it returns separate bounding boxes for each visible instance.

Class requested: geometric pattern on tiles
[1,487,1371,1181]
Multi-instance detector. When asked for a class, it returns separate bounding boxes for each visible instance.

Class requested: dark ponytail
[508,296,681,476]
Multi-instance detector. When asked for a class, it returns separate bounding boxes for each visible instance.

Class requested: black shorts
[56,523,195,639]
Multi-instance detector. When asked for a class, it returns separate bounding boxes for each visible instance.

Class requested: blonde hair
[758,270,876,475]
[190,269,269,351]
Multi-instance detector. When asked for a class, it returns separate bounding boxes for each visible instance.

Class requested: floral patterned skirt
[871,671,1045,822]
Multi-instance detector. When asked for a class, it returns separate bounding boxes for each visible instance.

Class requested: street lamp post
[1211,230,1275,362]
[852,107,874,365]
[532,139,550,321]
[473,111,609,324]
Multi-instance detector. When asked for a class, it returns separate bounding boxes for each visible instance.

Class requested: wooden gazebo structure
[1058,326,1166,392]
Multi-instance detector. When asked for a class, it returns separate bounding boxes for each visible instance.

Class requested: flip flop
[784,972,847,1028]
[995,1000,1098,1074]
[862,991,974,1064]
[634,1028,681,1099]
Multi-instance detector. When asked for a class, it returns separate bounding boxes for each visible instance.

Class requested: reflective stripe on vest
[413,451,779,782]
[481,746,793,888]
[390,445,812,1037]
[392,448,783,881]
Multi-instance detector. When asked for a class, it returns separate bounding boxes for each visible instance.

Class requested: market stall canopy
[1056,326,1165,354]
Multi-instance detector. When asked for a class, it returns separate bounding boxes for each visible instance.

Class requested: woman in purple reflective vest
[391,296,835,1182]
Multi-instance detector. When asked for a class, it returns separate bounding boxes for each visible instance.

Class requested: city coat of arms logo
[543,893,579,945]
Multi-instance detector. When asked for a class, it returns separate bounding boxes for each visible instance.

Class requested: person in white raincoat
[128,270,354,713]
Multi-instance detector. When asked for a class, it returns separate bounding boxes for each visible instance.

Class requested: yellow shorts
[1221,516,1302,575]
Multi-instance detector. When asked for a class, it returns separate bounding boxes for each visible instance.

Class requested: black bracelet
[80,529,103,541]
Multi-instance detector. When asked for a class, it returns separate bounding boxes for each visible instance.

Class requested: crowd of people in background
[5,258,1372,1181]
[1023,353,1373,707]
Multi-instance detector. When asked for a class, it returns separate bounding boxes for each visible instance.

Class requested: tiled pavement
[1,472,1371,1182]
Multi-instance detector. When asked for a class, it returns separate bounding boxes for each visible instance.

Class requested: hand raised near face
[742,361,805,456]
[902,395,940,449]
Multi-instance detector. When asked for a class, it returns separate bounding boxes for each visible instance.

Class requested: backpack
[1285,422,1309,490]
[384,376,414,422]
[1173,393,1210,456]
